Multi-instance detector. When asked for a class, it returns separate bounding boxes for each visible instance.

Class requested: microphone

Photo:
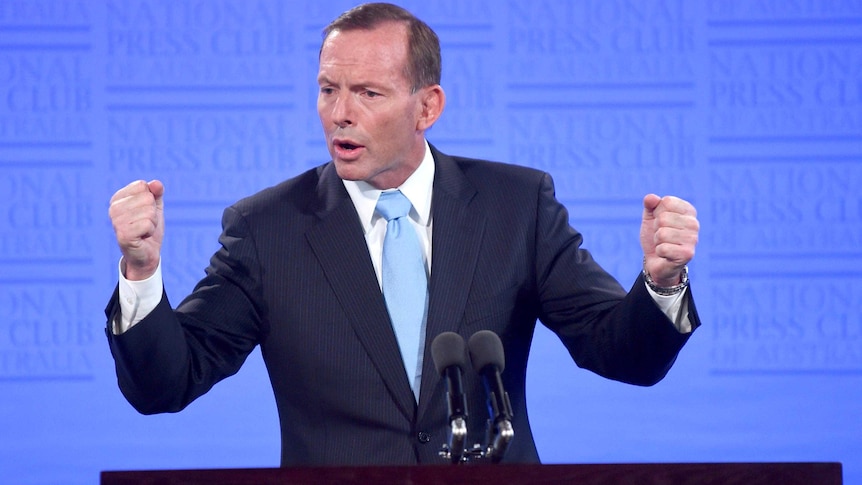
[468,330,514,463]
[431,332,469,464]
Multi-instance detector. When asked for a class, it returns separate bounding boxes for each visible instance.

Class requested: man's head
[322,2,441,93]
[317,3,446,189]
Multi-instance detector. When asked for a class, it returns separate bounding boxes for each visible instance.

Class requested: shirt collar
[342,141,435,234]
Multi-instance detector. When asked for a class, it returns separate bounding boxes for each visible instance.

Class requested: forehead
[318,22,410,79]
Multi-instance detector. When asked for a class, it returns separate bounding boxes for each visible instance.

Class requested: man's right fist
[109,180,165,281]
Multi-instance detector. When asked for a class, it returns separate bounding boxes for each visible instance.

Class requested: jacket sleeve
[105,206,268,414]
[533,173,699,386]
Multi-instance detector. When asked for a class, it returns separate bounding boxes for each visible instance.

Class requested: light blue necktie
[377,190,428,401]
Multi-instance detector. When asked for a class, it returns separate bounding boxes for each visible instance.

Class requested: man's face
[317,22,430,190]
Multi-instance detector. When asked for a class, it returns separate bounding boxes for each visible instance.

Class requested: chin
[333,162,365,182]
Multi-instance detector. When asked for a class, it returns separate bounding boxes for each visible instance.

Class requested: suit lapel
[305,164,416,422]
[417,147,485,420]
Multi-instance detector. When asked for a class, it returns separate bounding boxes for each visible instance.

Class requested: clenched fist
[640,194,699,288]
[108,180,165,281]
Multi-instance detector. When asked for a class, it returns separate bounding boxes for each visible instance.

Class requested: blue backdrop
[1,1,861,483]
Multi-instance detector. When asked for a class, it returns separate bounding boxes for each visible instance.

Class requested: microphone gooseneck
[431,332,469,464]
[468,330,514,463]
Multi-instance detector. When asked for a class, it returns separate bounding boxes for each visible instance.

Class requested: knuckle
[658,212,674,225]
[655,226,672,241]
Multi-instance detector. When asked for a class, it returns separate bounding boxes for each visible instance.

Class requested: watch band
[642,258,689,296]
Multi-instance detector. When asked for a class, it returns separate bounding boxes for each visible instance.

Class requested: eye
[320,87,335,95]
[364,90,381,98]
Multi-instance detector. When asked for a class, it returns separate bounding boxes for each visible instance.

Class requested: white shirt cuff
[114,258,164,335]
[646,284,691,334]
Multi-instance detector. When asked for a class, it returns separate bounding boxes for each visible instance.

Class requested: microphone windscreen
[468,330,505,373]
[431,332,467,376]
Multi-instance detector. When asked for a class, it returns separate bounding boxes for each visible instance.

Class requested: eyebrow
[317,74,388,92]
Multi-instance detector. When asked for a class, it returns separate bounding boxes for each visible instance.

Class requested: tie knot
[376,190,412,221]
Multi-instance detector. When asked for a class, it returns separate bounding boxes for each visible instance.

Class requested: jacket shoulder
[444,154,552,202]
[451,154,547,184]
[227,164,332,219]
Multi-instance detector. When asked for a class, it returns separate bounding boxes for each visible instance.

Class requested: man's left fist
[640,194,699,287]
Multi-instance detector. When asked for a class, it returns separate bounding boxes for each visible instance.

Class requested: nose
[330,93,353,128]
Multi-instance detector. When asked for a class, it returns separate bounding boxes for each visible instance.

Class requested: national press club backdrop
[1,1,861,484]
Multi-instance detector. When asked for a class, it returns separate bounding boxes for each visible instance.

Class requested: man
[106,3,701,466]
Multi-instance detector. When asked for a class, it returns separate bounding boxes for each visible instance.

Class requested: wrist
[642,257,689,296]
[121,257,160,281]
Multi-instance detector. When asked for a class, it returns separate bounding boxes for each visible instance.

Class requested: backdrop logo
[0,288,95,380]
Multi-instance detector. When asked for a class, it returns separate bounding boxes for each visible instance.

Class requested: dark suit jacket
[106,145,700,466]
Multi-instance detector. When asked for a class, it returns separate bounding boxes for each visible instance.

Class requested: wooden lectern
[101,462,842,485]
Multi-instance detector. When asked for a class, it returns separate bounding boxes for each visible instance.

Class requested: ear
[416,85,446,131]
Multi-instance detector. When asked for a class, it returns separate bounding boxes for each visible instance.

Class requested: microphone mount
[437,330,515,464]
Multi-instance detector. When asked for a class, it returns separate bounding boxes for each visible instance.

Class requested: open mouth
[334,139,365,157]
